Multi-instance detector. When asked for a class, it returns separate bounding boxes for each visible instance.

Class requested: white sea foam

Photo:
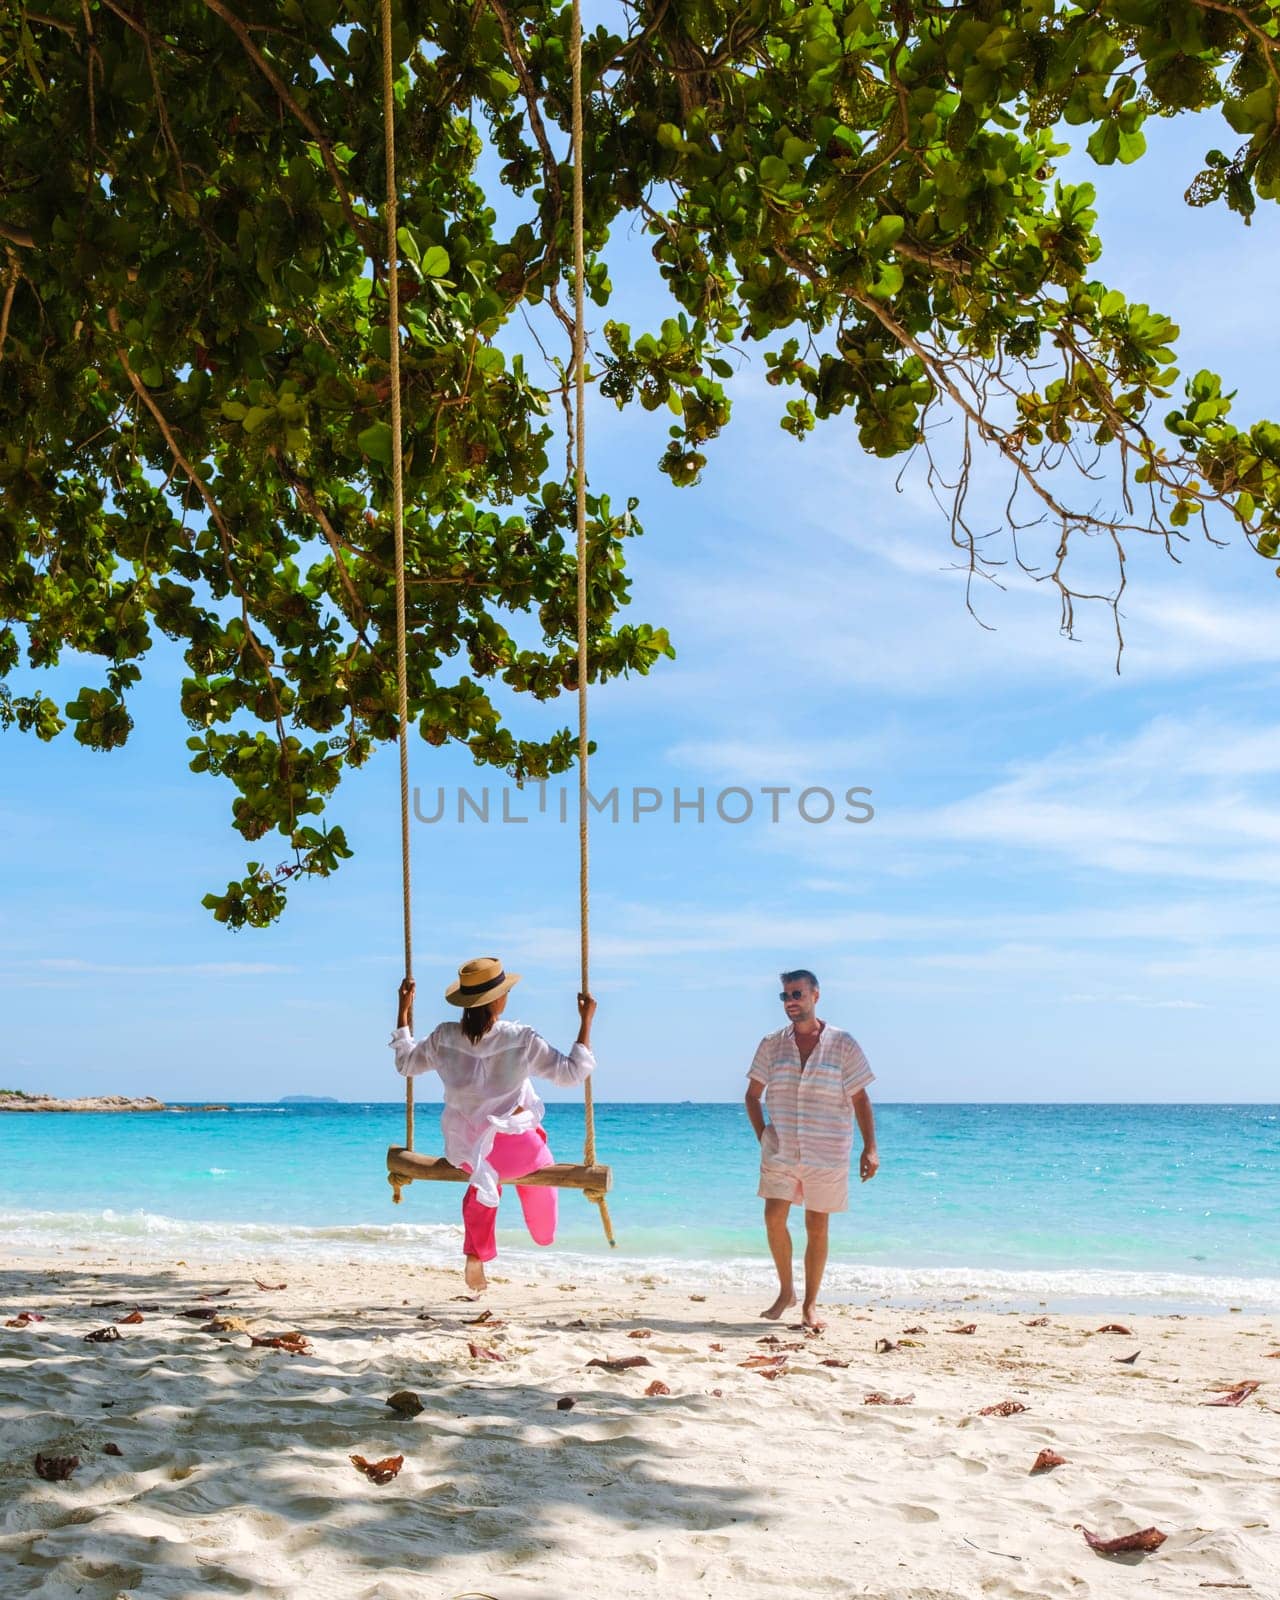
[3,1206,1277,1313]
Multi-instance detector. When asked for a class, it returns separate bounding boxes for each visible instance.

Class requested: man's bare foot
[760,1290,797,1321]
[464,1256,488,1293]
[801,1305,826,1333]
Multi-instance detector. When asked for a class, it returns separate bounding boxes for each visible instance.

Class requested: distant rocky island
[0,1091,228,1113]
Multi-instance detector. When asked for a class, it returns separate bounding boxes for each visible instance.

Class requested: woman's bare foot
[801,1304,826,1332]
[760,1289,797,1321]
[464,1256,488,1293]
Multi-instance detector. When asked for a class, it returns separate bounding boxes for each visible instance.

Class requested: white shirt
[747,1023,874,1169]
[390,1019,594,1207]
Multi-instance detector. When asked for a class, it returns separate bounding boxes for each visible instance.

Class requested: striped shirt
[748,1023,874,1169]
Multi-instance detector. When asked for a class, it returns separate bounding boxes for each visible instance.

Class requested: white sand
[2,1254,1278,1600]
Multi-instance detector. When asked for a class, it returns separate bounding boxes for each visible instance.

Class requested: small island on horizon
[1,1090,167,1113]
[0,1091,230,1113]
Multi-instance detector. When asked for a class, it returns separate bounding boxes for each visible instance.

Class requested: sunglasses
[779,988,809,1002]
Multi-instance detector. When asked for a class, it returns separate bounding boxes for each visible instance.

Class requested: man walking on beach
[745,969,878,1331]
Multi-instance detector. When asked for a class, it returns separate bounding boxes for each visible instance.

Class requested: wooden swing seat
[387,1145,612,1193]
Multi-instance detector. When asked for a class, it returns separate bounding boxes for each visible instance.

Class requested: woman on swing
[392,957,596,1292]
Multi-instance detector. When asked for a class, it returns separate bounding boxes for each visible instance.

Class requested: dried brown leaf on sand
[586,1355,652,1372]
[1024,1316,1050,1327]
[386,1390,424,1417]
[84,1327,121,1344]
[103,1443,123,1457]
[250,1332,311,1356]
[350,1453,404,1485]
[1030,1449,1066,1473]
[644,1380,671,1396]
[627,1329,653,1340]
[901,1325,927,1335]
[34,1452,80,1481]
[1114,1351,1141,1365]
[948,1324,977,1335]
[465,1308,497,1326]
[555,1396,576,1411]
[451,1294,481,1303]
[821,1357,851,1368]
[255,1280,287,1291]
[1076,1525,1166,1555]
[5,1312,45,1328]
[758,1334,783,1346]
[1202,1381,1261,1407]
[739,1354,788,1371]
[1095,1324,1133,1336]
[467,1344,505,1363]
[119,1310,145,1326]
[689,1294,706,1302]
[864,1392,914,1405]
[709,1342,724,1352]
[979,1400,1029,1417]
[874,1338,899,1354]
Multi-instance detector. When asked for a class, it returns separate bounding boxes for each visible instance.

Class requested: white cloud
[11,958,294,978]
[916,713,1280,885]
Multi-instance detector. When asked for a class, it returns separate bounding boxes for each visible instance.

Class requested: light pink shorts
[758,1156,849,1214]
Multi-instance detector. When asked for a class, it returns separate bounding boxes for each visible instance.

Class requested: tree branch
[0,252,20,366]
[106,307,297,823]
[199,0,375,254]
[278,463,374,644]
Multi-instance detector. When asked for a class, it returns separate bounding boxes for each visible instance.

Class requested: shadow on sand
[0,1263,764,1598]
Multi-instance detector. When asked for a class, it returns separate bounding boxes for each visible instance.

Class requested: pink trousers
[461,1127,557,1262]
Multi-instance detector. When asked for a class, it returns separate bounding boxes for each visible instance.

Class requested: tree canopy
[2,0,1278,924]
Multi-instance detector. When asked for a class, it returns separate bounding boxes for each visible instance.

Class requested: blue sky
[3,109,1278,1104]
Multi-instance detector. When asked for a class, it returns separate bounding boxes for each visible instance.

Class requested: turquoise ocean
[2,1103,1277,1312]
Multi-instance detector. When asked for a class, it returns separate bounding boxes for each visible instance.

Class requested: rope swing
[382,0,615,1244]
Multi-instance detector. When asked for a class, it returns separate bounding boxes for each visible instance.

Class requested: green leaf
[241,406,273,435]
[1087,122,1120,165]
[420,246,451,278]
[867,214,905,254]
[357,420,394,465]
[867,262,904,299]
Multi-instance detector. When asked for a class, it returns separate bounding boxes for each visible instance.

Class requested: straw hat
[444,955,521,1009]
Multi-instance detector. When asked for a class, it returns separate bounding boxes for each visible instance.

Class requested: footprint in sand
[896,1502,941,1523]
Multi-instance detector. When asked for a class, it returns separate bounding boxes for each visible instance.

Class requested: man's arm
[745,1077,767,1142]
[853,1088,879,1181]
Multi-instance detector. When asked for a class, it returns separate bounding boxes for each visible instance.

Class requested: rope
[380,0,611,1234]
[570,0,615,1247]
[381,0,413,1169]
